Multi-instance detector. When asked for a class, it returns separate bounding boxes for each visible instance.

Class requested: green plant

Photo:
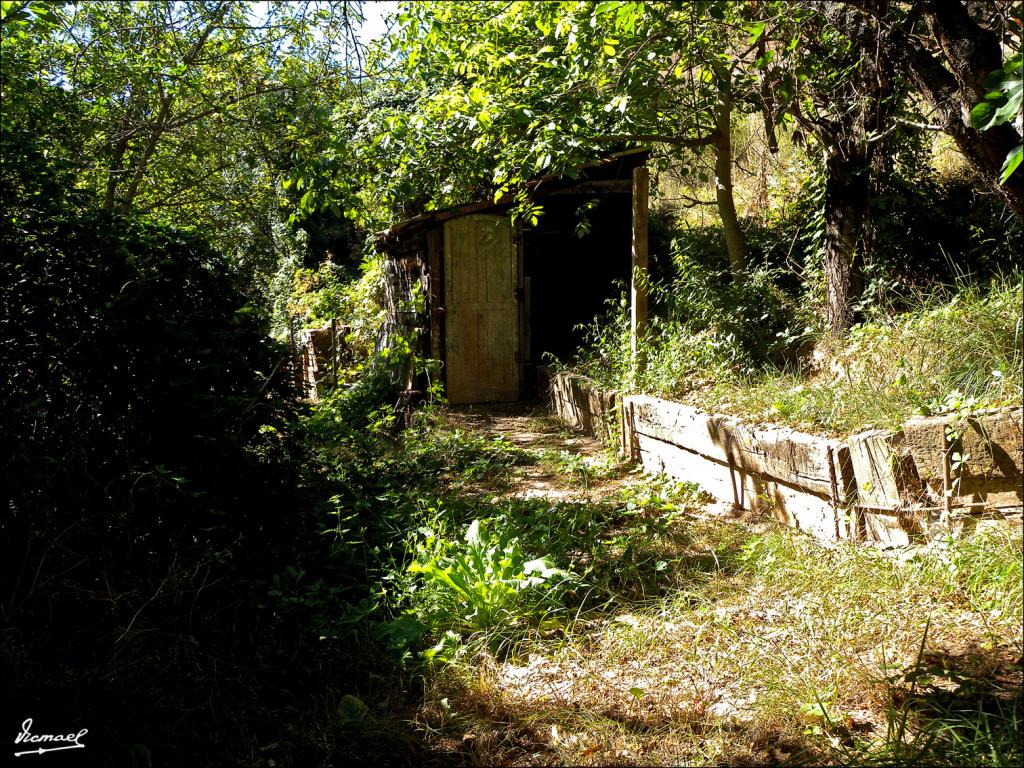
[568,245,807,397]
[408,519,571,633]
[970,52,1023,184]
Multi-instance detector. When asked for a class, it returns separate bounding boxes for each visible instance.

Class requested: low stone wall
[848,408,1022,541]
[547,372,1023,544]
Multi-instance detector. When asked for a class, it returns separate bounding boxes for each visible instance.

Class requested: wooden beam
[545,180,633,195]
[426,227,443,366]
[330,318,338,389]
[631,166,649,373]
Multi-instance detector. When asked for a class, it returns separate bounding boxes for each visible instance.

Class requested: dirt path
[447,402,634,502]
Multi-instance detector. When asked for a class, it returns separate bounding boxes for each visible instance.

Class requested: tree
[855,0,1023,215]
[354,1,773,278]
[2,0,363,281]
[764,2,901,335]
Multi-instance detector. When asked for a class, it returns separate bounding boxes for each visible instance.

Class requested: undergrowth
[571,273,1022,435]
[304,388,1022,767]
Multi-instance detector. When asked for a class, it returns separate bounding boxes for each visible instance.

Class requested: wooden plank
[627,395,739,464]
[624,394,853,498]
[443,214,519,404]
[427,227,443,364]
[730,421,854,498]
[548,372,621,444]
[633,432,853,541]
[516,222,526,393]
[904,408,1023,482]
[862,511,912,546]
[848,429,911,508]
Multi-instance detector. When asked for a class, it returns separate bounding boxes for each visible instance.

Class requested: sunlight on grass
[402,410,1023,766]
[572,275,1022,436]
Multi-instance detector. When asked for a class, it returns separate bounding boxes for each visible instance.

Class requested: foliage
[699,276,1023,435]
[571,243,805,394]
[0,193,353,762]
[2,0,366,298]
[408,519,570,634]
[3,1,1022,764]
[302,2,777,229]
[859,1,1024,215]
[971,52,1024,184]
[407,418,1021,767]
[286,254,386,359]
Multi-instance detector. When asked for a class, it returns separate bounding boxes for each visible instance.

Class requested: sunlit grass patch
[416,512,1022,766]
[358,405,1022,766]
[569,274,1022,436]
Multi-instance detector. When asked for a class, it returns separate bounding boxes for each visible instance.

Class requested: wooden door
[444,214,520,404]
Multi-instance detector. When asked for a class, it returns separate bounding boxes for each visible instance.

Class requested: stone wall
[621,394,856,541]
[547,372,1023,544]
[848,408,1022,541]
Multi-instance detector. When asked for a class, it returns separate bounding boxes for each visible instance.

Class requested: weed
[566,272,1022,436]
[408,518,572,635]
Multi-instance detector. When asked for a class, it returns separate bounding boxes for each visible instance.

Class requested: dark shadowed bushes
[0,204,348,763]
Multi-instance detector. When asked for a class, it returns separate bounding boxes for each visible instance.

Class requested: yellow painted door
[444,214,520,404]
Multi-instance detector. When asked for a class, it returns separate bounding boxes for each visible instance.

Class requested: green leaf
[994,89,1022,125]
[1000,144,1022,185]
[981,69,1006,91]
[337,694,369,726]
[746,22,765,45]
[969,101,996,130]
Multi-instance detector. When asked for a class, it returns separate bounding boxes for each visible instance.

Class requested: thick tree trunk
[912,0,1024,216]
[714,75,747,278]
[823,148,870,336]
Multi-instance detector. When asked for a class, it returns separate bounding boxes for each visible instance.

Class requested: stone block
[903,407,1022,482]
[633,431,853,541]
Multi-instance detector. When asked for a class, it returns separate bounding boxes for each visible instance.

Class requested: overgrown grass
[710,277,1023,434]
[390,409,1022,767]
[572,274,1022,435]
[295,379,1022,767]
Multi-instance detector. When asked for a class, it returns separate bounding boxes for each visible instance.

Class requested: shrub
[0,206,311,763]
[571,245,806,394]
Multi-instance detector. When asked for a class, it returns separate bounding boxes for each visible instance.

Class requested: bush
[0,206,316,763]
[571,244,806,394]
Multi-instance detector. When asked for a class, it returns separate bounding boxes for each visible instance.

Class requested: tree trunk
[823,147,870,336]
[858,0,1024,215]
[714,73,747,278]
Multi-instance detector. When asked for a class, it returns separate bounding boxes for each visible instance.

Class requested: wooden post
[427,228,443,365]
[288,315,299,390]
[330,318,338,389]
[631,166,649,377]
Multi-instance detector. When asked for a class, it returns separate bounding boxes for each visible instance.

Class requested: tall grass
[570,273,1022,435]
[721,276,1023,434]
